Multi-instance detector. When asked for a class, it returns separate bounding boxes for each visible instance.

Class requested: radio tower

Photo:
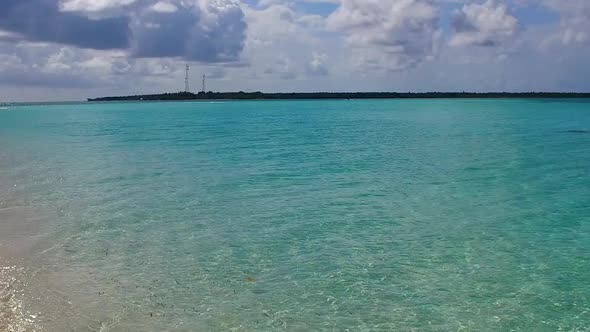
[185,64,190,92]
[202,75,206,93]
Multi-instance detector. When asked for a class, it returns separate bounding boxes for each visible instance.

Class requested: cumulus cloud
[450,0,519,47]
[0,44,107,88]
[244,4,320,45]
[326,0,441,70]
[0,0,247,63]
[0,0,130,50]
[132,0,247,62]
[241,2,328,81]
[0,40,184,91]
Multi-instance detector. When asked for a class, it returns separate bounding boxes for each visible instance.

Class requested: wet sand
[0,264,37,332]
[0,203,45,331]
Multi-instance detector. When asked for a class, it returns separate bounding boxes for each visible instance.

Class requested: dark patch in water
[251,288,266,295]
[561,130,589,134]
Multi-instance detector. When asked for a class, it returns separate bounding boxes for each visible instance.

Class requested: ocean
[0,99,589,331]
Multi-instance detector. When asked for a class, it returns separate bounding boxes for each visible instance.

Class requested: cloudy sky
[1,0,589,101]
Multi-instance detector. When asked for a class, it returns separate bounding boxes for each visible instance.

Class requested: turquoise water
[0,99,589,331]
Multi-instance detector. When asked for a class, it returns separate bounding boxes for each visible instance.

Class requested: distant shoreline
[88,91,590,102]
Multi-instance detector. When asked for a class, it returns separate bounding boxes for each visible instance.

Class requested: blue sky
[0,0,589,102]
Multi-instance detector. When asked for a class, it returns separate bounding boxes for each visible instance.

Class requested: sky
[1,0,590,102]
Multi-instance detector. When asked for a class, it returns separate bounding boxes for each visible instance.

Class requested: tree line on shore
[88,91,590,102]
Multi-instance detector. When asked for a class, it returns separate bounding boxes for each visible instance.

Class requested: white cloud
[327,0,441,71]
[242,2,330,80]
[150,1,178,13]
[59,0,137,12]
[306,52,329,76]
[244,4,319,44]
[450,0,519,47]
[543,0,590,45]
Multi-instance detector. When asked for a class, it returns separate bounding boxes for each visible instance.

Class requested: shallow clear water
[1,99,589,331]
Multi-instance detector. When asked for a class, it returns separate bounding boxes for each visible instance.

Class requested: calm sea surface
[0,99,589,331]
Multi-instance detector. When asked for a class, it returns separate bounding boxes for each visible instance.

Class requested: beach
[0,264,37,332]
[0,99,589,331]
[0,206,38,332]
[0,167,46,332]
